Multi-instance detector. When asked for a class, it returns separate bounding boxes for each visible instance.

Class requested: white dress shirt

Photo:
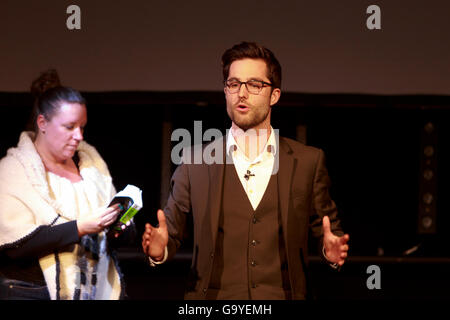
[226,126,277,210]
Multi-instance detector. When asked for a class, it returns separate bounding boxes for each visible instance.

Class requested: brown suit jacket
[163,135,343,299]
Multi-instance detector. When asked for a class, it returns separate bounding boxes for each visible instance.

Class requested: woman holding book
[0,70,131,300]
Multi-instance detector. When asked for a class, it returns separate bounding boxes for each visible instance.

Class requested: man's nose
[238,82,249,98]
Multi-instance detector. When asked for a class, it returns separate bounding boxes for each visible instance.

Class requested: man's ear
[270,88,281,106]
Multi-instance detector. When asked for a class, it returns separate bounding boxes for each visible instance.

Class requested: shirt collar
[226,126,277,159]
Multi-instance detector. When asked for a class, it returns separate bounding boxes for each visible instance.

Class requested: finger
[143,233,151,241]
[340,244,349,252]
[143,230,152,240]
[142,241,149,254]
[145,223,153,231]
[104,211,119,225]
[144,224,154,236]
[105,204,121,215]
[339,234,350,244]
[157,209,167,230]
[322,215,332,236]
[103,219,116,227]
[143,240,151,252]
[340,252,347,259]
[103,208,120,221]
[111,203,121,210]
[107,212,120,223]
[106,210,121,226]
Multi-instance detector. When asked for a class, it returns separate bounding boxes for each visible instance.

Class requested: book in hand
[107,184,143,235]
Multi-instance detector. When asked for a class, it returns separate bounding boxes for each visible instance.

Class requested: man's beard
[227,103,271,131]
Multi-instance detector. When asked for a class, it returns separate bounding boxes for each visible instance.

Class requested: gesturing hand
[142,209,169,261]
[322,215,350,266]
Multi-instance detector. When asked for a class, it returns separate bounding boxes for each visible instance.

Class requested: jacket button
[203,288,207,294]
[252,217,257,224]
[251,260,256,267]
[251,240,257,246]
[210,252,214,259]
[251,283,258,288]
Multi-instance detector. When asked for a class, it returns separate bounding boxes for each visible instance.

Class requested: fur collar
[6,132,113,221]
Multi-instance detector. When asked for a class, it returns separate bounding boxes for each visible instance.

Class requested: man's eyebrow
[249,77,265,82]
[227,77,266,82]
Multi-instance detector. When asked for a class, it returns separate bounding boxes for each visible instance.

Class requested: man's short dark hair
[221,41,282,89]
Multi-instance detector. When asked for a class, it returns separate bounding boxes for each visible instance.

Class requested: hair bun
[30,69,61,99]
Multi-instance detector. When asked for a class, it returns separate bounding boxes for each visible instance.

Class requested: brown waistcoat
[207,164,291,299]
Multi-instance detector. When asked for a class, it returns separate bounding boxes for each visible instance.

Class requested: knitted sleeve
[3,221,80,259]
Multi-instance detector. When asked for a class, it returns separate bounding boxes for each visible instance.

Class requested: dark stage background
[0,91,449,299]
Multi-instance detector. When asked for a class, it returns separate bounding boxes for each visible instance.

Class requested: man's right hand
[142,209,168,261]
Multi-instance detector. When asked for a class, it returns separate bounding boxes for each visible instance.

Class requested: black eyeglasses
[225,79,272,94]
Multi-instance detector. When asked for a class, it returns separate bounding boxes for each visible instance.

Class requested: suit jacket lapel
[277,136,295,249]
[207,137,227,246]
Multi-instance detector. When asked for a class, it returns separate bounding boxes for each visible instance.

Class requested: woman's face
[38,102,87,162]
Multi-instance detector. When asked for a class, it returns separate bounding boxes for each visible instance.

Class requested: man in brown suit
[142,42,349,300]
